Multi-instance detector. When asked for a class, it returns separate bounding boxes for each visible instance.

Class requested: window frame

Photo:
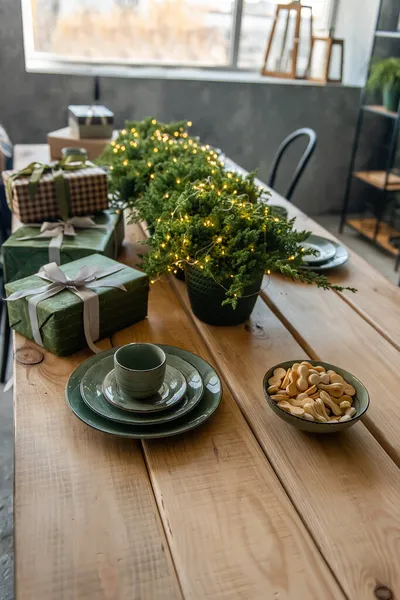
[21,0,336,75]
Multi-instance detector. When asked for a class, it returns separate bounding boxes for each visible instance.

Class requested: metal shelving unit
[340,0,400,257]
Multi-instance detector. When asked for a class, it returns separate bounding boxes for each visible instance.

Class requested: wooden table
[12,145,400,600]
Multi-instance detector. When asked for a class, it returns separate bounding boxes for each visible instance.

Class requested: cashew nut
[339,414,351,422]
[277,400,305,417]
[304,401,327,423]
[267,384,280,395]
[268,367,286,387]
[300,361,313,369]
[320,390,342,416]
[304,384,317,396]
[281,369,292,389]
[296,365,309,391]
[339,400,352,411]
[315,398,330,421]
[308,372,330,386]
[270,393,289,401]
[303,413,315,421]
[318,383,344,398]
[286,369,299,396]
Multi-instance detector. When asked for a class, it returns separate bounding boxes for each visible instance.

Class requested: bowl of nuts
[263,360,369,433]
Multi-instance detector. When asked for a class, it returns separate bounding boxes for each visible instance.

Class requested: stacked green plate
[299,234,349,271]
[66,344,222,439]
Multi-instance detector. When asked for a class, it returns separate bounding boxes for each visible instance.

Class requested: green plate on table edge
[66,344,222,439]
[300,240,349,271]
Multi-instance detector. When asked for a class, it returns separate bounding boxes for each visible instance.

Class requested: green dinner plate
[66,345,222,439]
[80,353,204,425]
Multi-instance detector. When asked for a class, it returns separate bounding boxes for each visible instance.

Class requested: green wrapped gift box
[5,254,149,356]
[2,210,124,283]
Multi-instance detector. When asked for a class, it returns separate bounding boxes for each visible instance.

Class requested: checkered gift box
[2,166,108,223]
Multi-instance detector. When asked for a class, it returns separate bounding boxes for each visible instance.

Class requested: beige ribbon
[6,262,126,353]
[85,106,108,126]
[18,217,108,264]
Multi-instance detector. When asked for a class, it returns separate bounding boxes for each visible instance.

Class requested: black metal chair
[268,128,317,201]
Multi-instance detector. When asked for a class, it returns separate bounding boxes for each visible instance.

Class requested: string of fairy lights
[102,117,343,305]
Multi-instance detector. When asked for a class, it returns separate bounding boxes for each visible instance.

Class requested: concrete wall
[335,0,380,87]
[0,0,379,215]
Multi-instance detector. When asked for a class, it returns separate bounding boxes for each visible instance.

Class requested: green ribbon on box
[6,154,95,221]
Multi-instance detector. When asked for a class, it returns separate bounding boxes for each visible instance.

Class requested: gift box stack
[48,105,116,160]
[2,156,123,282]
[2,155,150,356]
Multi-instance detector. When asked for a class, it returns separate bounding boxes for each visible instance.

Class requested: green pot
[383,84,400,112]
[185,264,264,326]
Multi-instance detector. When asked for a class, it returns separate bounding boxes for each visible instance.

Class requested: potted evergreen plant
[100,117,354,326]
[142,178,353,326]
[367,57,400,112]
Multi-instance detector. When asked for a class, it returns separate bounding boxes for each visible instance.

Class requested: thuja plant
[142,178,355,307]
[98,116,194,209]
[100,116,355,309]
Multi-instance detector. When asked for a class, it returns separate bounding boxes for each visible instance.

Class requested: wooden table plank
[227,159,400,353]
[12,148,183,599]
[274,199,400,352]
[13,336,183,598]
[170,280,400,600]
[261,276,400,464]
[111,280,344,600]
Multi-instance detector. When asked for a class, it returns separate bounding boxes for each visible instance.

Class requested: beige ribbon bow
[85,106,108,126]
[19,217,108,264]
[6,262,126,353]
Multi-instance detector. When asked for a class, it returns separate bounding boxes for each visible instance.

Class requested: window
[22,0,334,72]
[239,0,333,70]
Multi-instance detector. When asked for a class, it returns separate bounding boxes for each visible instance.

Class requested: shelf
[354,170,400,191]
[375,30,400,38]
[363,105,398,119]
[347,218,400,255]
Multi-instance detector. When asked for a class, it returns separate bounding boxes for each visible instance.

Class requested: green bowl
[263,359,370,433]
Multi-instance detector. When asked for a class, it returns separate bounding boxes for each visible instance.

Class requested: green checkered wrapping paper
[2,165,108,223]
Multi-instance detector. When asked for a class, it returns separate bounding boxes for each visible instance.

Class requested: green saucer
[80,354,204,425]
[300,234,336,265]
[101,361,187,413]
[300,240,349,271]
[66,345,222,439]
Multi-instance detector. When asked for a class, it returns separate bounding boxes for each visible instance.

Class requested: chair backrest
[267,127,317,201]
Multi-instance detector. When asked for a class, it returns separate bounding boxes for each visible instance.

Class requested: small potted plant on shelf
[367,57,400,112]
[142,177,353,326]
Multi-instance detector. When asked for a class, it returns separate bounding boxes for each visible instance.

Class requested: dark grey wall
[0,0,369,215]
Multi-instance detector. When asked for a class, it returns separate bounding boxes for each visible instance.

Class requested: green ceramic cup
[263,359,370,433]
[114,343,166,399]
